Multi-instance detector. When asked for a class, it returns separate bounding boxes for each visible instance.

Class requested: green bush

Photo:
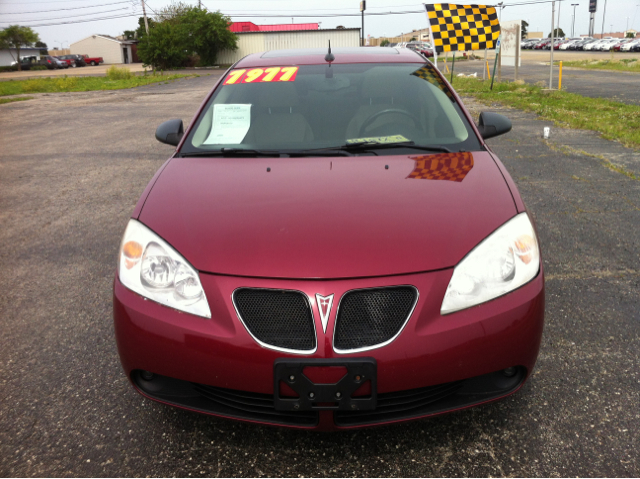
[106,65,133,80]
[0,66,16,72]
[31,65,47,71]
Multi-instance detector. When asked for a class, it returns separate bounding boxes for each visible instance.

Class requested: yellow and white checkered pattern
[425,3,500,53]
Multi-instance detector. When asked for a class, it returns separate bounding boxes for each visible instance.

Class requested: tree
[123,30,136,40]
[380,39,390,47]
[409,36,417,41]
[548,28,565,38]
[626,31,636,38]
[137,5,237,69]
[521,20,529,40]
[35,40,48,55]
[0,25,40,71]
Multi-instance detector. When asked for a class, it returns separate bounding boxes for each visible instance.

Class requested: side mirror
[155,119,184,146]
[477,112,512,140]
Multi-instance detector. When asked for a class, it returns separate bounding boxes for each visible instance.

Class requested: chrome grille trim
[332,285,419,354]
[232,287,317,355]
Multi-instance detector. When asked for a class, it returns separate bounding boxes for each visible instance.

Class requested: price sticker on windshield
[223,67,299,85]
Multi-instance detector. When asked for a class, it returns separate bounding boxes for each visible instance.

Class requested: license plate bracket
[274,358,377,411]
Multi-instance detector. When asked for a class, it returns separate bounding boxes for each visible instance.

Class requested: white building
[217,29,361,64]
[0,47,42,67]
[70,35,135,64]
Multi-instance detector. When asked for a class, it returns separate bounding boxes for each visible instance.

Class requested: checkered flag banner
[406,152,474,182]
[425,3,500,53]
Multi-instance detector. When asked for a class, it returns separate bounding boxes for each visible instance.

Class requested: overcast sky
[1,0,639,49]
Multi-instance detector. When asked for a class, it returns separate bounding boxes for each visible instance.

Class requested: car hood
[138,152,517,279]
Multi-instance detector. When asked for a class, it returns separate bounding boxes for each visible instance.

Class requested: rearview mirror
[477,112,512,140]
[155,119,184,146]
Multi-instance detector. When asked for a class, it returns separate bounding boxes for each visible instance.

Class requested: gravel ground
[449,56,640,105]
[0,74,638,477]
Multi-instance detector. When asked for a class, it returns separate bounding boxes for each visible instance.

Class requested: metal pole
[361,11,365,46]
[497,3,503,81]
[601,0,608,38]
[450,53,456,83]
[550,0,555,89]
[514,22,520,81]
[490,35,501,90]
[571,4,579,37]
[558,0,561,37]
[483,48,487,80]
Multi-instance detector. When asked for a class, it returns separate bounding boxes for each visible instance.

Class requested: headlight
[117,219,211,318]
[441,213,540,315]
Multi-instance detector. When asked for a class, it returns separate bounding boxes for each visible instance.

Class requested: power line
[0,7,130,24]
[1,1,131,15]
[0,13,137,28]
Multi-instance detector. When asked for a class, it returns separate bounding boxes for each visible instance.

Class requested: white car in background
[559,39,581,50]
[584,39,608,50]
[620,39,640,51]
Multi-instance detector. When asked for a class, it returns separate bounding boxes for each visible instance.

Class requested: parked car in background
[559,38,581,50]
[572,38,594,50]
[522,39,541,49]
[58,54,87,67]
[620,39,640,51]
[534,39,552,49]
[40,55,69,69]
[82,54,104,66]
[54,56,74,68]
[406,41,434,58]
[10,56,39,70]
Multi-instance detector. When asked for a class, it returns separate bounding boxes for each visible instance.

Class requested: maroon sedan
[114,47,544,430]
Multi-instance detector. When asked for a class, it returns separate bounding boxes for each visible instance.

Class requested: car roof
[234,47,425,68]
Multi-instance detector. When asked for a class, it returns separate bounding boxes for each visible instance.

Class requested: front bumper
[114,268,544,431]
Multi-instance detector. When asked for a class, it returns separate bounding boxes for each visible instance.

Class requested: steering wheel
[358,109,421,137]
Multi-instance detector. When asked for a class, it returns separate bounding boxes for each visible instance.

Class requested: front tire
[91,61,96,66]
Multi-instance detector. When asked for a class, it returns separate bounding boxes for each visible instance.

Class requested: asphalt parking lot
[451,58,640,105]
[1,74,639,477]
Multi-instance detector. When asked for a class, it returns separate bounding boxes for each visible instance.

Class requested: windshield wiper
[342,141,452,153]
[180,148,282,157]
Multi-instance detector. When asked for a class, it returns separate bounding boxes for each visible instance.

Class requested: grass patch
[453,77,640,149]
[106,65,133,80]
[0,96,33,104]
[557,59,640,73]
[0,72,196,96]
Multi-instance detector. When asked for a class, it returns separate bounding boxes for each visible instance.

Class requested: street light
[571,3,579,37]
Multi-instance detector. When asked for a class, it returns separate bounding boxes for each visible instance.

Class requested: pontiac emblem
[315,294,334,333]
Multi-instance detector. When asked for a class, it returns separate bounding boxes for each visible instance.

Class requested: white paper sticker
[204,104,251,144]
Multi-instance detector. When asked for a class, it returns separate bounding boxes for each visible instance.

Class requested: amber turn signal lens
[123,241,143,269]
[514,235,535,264]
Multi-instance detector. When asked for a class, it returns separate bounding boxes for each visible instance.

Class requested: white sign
[205,104,251,144]
[500,20,522,67]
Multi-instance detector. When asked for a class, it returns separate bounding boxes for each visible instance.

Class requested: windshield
[182,63,482,155]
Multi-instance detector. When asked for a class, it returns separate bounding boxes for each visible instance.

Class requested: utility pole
[141,0,152,73]
[601,0,608,38]
[571,4,579,37]
[141,0,149,36]
[360,1,366,46]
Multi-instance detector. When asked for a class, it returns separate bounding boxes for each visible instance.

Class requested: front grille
[335,367,527,427]
[233,288,316,352]
[133,371,317,427]
[335,380,463,426]
[193,384,317,426]
[334,286,418,351]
